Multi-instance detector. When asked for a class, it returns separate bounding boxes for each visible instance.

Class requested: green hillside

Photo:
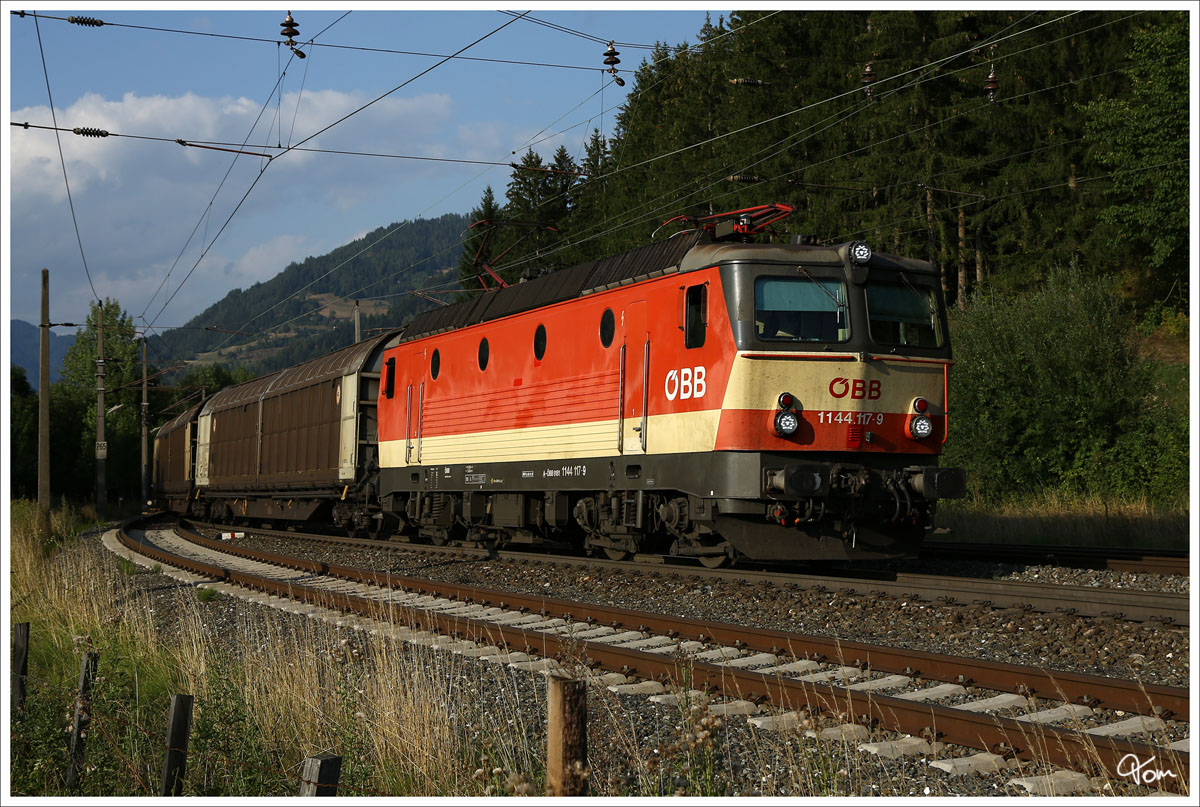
[151,212,470,375]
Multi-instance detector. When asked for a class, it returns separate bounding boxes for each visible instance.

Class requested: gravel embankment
[221,531,1190,688]
[96,526,1187,797]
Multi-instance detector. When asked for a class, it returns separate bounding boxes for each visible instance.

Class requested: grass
[8,498,1187,796]
[937,492,1190,550]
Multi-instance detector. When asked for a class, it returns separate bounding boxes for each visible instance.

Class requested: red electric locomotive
[373,205,965,565]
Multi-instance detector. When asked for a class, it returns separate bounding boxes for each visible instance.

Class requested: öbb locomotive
[155,204,965,565]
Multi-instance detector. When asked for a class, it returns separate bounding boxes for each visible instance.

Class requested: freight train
[155,204,965,566]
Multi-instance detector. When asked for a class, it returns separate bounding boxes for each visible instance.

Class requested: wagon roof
[203,329,404,412]
[154,400,205,439]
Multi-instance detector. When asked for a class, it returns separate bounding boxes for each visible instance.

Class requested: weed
[195,588,220,604]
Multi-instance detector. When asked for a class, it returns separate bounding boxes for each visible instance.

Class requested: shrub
[943,262,1187,506]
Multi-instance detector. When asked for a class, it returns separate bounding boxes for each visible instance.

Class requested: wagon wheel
[367,514,394,541]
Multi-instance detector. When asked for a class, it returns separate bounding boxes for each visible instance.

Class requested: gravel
[218,531,1191,688]
[91,524,1188,797]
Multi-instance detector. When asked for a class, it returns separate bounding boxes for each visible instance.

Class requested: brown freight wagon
[193,330,404,533]
[152,401,205,515]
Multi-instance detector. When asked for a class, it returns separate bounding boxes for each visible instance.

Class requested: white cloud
[8,87,468,325]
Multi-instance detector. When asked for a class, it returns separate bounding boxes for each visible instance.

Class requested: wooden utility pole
[38,269,51,542]
[141,336,149,507]
[95,302,106,520]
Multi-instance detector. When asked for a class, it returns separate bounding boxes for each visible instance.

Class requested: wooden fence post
[299,753,342,796]
[160,694,194,796]
[12,622,30,713]
[546,675,588,796]
[64,651,99,790]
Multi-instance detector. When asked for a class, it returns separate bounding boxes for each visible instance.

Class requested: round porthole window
[600,308,615,348]
[534,324,547,360]
[431,349,441,379]
[478,337,489,371]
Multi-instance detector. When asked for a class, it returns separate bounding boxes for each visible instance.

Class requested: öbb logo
[665,366,706,401]
[829,377,881,400]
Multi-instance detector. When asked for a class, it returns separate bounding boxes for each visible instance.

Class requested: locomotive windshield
[754,276,849,343]
[865,280,943,347]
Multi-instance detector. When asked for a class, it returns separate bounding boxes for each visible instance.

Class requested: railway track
[190,519,1190,627]
[111,516,1189,795]
[923,540,1190,577]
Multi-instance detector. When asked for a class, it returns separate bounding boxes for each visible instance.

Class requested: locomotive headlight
[778,391,796,409]
[908,414,934,440]
[774,409,801,436]
[850,240,872,264]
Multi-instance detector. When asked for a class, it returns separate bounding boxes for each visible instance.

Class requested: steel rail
[924,541,1190,577]
[118,521,1190,792]
[172,522,1185,718]
[191,519,1190,626]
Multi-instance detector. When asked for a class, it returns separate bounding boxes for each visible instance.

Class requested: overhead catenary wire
[32,13,100,303]
[142,13,357,325]
[464,19,1152,282]
[232,10,1112,348]
[145,11,527,339]
[447,9,1081,272]
[164,10,1137,355]
[139,47,308,323]
[10,10,630,75]
[10,123,590,174]
[497,10,657,49]
[188,13,532,350]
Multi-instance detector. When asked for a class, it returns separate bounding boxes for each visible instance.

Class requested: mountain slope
[9,320,75,389]
[150,212,470,375]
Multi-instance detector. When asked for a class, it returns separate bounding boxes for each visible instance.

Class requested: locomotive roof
[203,329,404,414]
[401,230,707,341]
[402,232,937,342]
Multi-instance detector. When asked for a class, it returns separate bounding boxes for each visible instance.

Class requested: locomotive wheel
[698,554,729,569]
[602,548,630,561]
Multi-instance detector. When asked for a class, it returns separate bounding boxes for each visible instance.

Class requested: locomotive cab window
[865,281,943,347]
[755,276,849,342]
[684,284,707,349]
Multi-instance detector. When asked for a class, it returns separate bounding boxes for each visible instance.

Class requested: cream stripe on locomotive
[719,352,948,413]
[379,409,722,467]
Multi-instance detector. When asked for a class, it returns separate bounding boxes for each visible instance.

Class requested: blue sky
[4,4,729,333]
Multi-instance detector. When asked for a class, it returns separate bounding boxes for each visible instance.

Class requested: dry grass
[9,500,1188,796]
[938,492,1190,549]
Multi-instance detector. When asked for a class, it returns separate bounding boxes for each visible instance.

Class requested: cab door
[621,301,649,453]
[406,350,426,465]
